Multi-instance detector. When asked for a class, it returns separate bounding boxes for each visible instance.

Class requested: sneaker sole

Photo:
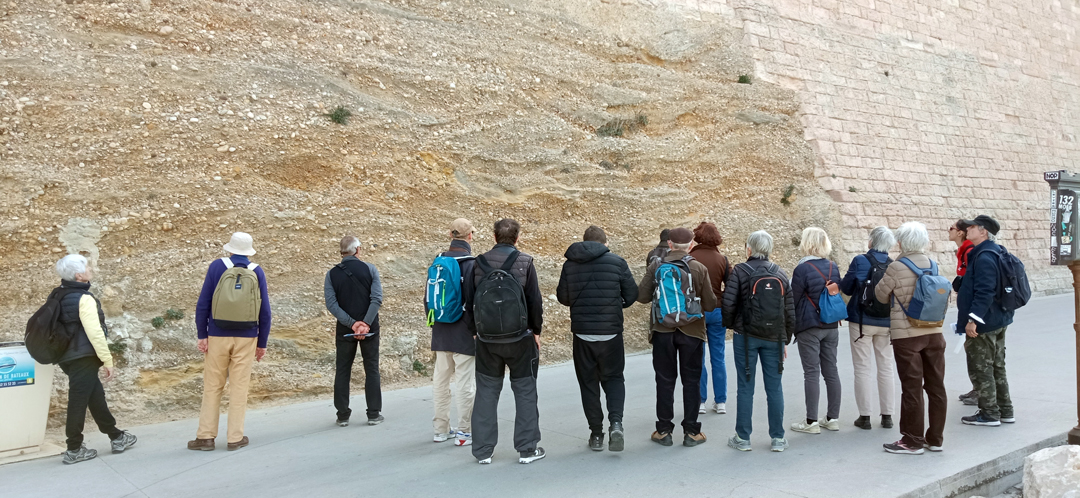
[367,420,384,426]
[652,437,673,447]
[1001,418,1016,424]
[962,420,1001,427]
[728,442,752,452]
[771,446,788,452]
[478,458,491,464]
[683,439,707,447]
[926,446,943,452]
[791,427,821,434]
[519,454,546,464]
[961,399,978,406]
[455,440,472,446]
[63,454,97,464]
[589,443,604,452]
[609,431,624,452]
[884,448,924,455]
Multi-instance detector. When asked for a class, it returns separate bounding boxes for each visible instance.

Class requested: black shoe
[519,447,546,464]
[959,390,979,406]
[880,415,893,429]
[962,410,1001,426]
[608,422,624,452]
[854,416,872,430]
[683,432,707,447]
[589,433,604,451]
[367,415,385,426]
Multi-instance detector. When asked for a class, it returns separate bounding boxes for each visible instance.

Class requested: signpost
[1045,170,1080,445]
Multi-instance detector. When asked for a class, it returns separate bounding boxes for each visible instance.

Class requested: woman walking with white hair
[789,227,846,435]
[52,254,137,464]
[875,222,948,455]
[839,226,897,431]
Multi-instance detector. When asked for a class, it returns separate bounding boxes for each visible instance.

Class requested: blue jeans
[699,308,727,404]
[733,333,785,440]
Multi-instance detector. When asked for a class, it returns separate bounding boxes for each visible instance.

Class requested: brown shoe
[227,436,249,451]
[187,438,215,451]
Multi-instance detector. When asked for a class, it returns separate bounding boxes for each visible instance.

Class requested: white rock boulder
[1024,445,1080,498]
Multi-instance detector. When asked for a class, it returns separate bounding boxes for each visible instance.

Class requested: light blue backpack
[652,256,703,328]
[896,258,951,328]
[806,261,848,324]
[425,255,471,326]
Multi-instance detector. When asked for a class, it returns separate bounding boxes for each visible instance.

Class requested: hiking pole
[1070,260,1080,445]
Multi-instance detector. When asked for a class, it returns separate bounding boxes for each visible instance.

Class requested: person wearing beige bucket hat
[188,232,272,452]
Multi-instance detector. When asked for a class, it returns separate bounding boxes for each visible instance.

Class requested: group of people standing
[45,213,1020,466]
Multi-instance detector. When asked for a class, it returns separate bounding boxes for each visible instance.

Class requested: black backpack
[989,246,1031,312]
[738,262,787,340]
[858,254,892,319]
[473,251,529,340]
[24,287,81,364]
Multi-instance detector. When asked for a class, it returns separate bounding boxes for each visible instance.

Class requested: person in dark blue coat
[955,215,1015,427]
[789,227,843,435]
[838,226,896,431]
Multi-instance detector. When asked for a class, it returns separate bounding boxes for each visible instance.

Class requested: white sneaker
[454,431,472,446]
[433,432,453,443]
[699,403,707,414]
[714,402,727,414]
[791,420,821,434]
[818,418,840,431]
[478,457,492,464]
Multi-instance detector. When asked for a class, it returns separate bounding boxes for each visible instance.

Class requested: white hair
[869,226,896,252]
[340,236,361,256]
[746,230,774,259]
[56,254,88,281]
[670,242,691,252]
[798,227,832,258]
[896,222,930,253]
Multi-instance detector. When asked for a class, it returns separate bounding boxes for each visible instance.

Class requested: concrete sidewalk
[3,295,1076,498]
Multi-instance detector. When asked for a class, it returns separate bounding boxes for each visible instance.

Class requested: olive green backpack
[211,258,262,329]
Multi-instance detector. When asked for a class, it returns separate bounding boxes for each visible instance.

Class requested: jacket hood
[565,241,609,263]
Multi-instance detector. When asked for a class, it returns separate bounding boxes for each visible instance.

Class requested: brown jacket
[636,250,717,341]
[688,245,729,299]
[874,251,944,340]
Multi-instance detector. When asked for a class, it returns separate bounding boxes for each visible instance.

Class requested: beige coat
[874,251,945,340]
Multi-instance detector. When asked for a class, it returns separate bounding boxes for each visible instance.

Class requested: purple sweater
[195,255,272,348]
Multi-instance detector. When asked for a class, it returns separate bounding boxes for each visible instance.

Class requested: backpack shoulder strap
[807,260,828,281]
[500,250,521,271]
[247,263,259,271]
[336,262,368,289]
[476,254,495,274]
[221,257,234,269]
[898,257,928,275]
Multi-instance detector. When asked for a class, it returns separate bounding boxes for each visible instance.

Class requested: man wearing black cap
[637,227,717,447]
[956,215,1015,427]
[646,229,672,266]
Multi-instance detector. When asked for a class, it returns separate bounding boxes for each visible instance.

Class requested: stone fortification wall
[661,0,1080,292]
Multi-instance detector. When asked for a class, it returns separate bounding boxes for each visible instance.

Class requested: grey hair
[340,235,361,256]
[746,230,774,259]
[869,226,896,252]
[56,254,88,281]
[896,222,930,253]
[670,242,691,252]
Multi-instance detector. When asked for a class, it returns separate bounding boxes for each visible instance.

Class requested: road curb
[901,432,1067,498]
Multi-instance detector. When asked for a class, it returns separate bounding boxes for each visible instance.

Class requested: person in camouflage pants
[956,215,1016,427]
[964,327,1013,421]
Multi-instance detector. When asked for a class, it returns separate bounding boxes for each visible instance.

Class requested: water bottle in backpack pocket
[425,254,472,326]
[805,261,848,324]
[652,256,703,328]
[895,257,951,328]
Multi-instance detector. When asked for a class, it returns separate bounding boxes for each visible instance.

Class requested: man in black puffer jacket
[556,226,638,452]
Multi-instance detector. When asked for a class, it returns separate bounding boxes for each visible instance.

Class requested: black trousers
[572,335,625,434]
[472,335,540,460]
[651,330,705,435]
[335,336,381,420]
[60,356,122,451]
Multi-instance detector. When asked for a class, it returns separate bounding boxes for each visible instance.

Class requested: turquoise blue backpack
[425,255,471,325]
[806,261,848,324]
[652,256,703,328]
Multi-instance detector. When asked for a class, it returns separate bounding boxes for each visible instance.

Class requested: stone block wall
[661,0,1080,293]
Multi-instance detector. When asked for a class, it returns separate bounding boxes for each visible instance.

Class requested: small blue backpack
[896,257,951,327]
[652,256,703,328]
[425,254,471,325]
[805,261,848,324]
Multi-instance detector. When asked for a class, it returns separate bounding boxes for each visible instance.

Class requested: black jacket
[327,258,381,341]
[556,241,638,335]
[791,258,842,334]
[429,239,477,355]
[57,280,107,365]
[956,239,1015,333]
[722,257,796,344]
[470,243,544,341]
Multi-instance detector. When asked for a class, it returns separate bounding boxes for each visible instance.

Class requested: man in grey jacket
[324,235,384,426]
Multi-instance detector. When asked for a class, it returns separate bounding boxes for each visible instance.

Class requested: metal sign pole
[1071,261,1080,445]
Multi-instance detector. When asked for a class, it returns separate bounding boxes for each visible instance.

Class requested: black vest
[328,258,380,340]
[57,280,108,364]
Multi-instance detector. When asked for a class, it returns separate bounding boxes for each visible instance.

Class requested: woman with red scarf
[949,219,978,406]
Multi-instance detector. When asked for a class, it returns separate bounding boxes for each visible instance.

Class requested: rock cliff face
[0,0,837,424]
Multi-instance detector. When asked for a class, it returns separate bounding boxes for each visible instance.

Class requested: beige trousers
[432,351,476,434]
[848,324,896,416]
[197,336,257,443]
